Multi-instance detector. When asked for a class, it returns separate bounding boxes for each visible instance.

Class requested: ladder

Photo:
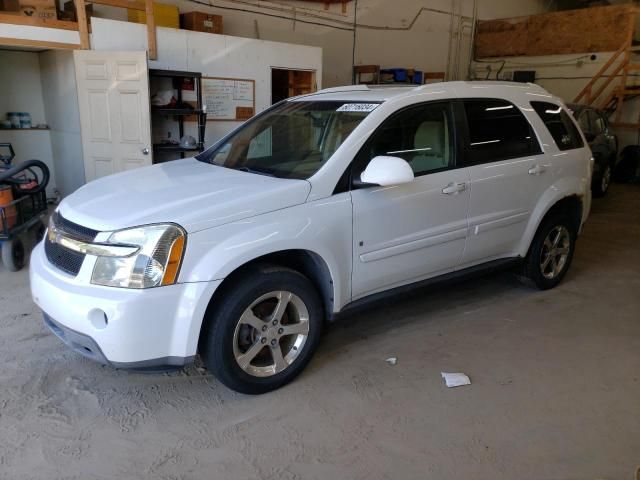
[573,8,640,130]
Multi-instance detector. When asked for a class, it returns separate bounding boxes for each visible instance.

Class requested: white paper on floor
[441,372,471,388]
[385,357,397,365]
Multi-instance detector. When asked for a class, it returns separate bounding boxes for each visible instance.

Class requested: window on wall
[531,101,584,151]
[462,99,541,164]
[355,101,454,177]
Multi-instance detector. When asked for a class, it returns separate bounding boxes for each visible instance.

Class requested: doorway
[271,68,317,104]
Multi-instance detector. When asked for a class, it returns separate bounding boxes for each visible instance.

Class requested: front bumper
[30,241,221,368]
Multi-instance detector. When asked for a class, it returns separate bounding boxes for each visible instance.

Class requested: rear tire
[1,237,25,272]
[519,212,576,290]
[592,163,612,197]
[201,265,323,394]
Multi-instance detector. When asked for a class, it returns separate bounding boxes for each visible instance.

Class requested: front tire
[201,265,323,394]
[519,213,576,290]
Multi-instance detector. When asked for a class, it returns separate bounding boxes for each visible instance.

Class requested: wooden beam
[0,36,80,50]
[610,122,640,130]
[573,43,625,104]
[90,0,145,11]
[598,91,616,111]
[145,0,157,60]
[0,13,79,31]
[587,60,626,106]
[614,14,635,123]
[74,0,90,50]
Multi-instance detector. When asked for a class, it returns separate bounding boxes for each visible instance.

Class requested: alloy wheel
[232,290,310,377]
[539,226,571,280]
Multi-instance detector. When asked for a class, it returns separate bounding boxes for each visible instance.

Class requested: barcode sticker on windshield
[337,103,379,112]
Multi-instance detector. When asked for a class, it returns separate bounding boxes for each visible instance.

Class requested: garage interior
[1,0,639,478]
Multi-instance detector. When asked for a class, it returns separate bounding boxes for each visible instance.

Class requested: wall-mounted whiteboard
[202,77,255,121]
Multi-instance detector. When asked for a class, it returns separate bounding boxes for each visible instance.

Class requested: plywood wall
[475,4,635,58]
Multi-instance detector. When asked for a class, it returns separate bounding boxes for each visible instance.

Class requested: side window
[355,101,454,177]
[462,99,541,165]
[588,110,605,134]
[577,111,591,135]
[531,101,584,150]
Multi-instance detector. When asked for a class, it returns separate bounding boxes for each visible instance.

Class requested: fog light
[88,308,108,330]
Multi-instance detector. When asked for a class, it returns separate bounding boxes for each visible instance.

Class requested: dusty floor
[0,185,639,480]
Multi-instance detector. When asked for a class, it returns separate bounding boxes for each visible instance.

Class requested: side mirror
[359,156,415,187]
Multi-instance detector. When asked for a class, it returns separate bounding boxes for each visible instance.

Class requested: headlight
[91,224,186,289]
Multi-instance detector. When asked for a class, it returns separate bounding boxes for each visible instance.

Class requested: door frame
[270,66,317,104]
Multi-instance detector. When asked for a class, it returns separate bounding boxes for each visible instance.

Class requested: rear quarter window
[531,101,584,151]
[462,99,542,165]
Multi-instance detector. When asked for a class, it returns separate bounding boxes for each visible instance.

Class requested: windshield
[197,101,378,179]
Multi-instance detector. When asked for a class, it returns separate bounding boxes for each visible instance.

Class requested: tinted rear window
[531,101,584,151]
[463,99,541,164]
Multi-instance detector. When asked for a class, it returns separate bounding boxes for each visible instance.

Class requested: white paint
[0,50,57,196]
[39,50,84,198]
[31,81,590,367]
[360,155,414,186]
[90,17,323,146]
[74,50,153,182]
[88,0,547,88]
[0,50,47,126]
[0,23,80,45]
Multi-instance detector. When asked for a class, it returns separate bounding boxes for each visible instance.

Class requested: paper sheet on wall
[202,78,255,121]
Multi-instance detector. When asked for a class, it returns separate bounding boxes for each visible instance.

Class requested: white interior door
[74,50,152,182]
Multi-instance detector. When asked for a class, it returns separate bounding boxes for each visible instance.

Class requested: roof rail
[315,85,372,94]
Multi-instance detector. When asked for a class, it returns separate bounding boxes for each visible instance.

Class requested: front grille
[45,213,100,277]
[53,211,98,242]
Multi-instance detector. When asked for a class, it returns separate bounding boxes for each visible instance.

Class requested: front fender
[516,174,589,256]
[178,194,353,312]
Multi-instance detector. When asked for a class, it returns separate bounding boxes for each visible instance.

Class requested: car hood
[58,159,311,233]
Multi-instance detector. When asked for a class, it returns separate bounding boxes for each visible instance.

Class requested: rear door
[458,98,550,267]
[350,101,470,300]
[588,109,617,162]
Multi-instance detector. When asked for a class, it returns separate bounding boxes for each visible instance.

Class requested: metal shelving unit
[149,69,207,161]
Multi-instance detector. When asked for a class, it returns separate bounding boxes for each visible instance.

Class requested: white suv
[30,81,592,393]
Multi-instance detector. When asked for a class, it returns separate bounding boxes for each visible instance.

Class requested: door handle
[442,182,467,195]
[142,147,150,155]
[528,164,546,175]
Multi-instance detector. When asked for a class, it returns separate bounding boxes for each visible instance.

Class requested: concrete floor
[0,185,639,480]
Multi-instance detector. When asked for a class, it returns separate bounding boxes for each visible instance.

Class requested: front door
[74,50,152,182]
[351,101,470,300]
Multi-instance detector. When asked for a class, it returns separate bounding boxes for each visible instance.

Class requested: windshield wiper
[234,166,276,177]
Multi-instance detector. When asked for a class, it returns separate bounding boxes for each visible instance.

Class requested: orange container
[0,186,17,232]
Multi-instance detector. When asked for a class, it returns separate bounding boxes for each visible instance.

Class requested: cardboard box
[128,2,179,29]
[18,0,57,19]
[0,0,21,14]
[180,12,222,34]
[61,0,92,22]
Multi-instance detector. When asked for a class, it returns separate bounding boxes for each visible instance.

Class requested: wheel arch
[519,191,584,257]
[197,249,337,353]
